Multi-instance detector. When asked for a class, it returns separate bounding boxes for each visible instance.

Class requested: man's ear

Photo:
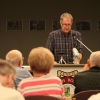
[18,60,21,67]
[18,60,23,67]
[60,21,62,26]
[87,59,90,67]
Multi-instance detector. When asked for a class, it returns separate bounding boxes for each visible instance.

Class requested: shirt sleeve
[76,31,83,54]
[45,32,54,54]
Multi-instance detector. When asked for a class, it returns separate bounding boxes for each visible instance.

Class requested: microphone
[72,33,80,64]
[72,33,77,48]
[72,34,76,40]
[72,33,92,53]
[72,48,80,64]
[72,33,92,64]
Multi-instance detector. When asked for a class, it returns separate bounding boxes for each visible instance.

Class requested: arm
[46,32,58,63]
[45,32,54,53]
[78,53,82,64]
[76,32,83,63]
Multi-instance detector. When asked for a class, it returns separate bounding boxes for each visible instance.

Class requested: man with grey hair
[0,59,24,100]
[88,93,100,100]
[74,51,100,94]
[46,12,83,64]
[6,50,32,88]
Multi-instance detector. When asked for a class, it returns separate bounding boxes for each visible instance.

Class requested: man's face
[60,18,72,34]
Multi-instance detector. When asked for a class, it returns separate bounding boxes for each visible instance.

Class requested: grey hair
[0,59,16,77]
[90,51,100,67]
[6,55,21,66]
[60,12,73,22]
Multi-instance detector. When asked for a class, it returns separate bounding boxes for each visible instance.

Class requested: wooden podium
[50,64,85,76]
[54,64,85,67]
[22,64,85,76]
[51,64,85,95]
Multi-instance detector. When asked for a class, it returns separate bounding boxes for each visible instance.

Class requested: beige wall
[0,0,100,64]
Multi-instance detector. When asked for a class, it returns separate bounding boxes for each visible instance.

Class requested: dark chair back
[72,90,100,100]
[25,95,61,100]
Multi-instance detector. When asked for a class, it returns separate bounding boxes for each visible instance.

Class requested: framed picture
[29,20,46,31]
[75,20,92,31]
[97,20,100,31]
[6,20,23,31]
[52,20,60,31]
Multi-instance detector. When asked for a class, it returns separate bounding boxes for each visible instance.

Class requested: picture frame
[52,20,60,31]
[75,20,92,31]
[29,20,46,31]
[6,20,23,31]
[97,20,100,31]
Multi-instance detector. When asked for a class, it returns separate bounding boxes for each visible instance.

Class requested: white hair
[5,50,23,67]
[88,93,100,100]
[90,51,100,67]
[60,12,73,22]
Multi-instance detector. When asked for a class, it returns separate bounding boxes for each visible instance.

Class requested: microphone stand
[58,52,66,64]
[76,38,92,53]
[72,33,92,53]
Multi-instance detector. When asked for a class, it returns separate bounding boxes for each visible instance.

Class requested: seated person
[88,93,100,100]
[6,50,32,88]
[83,59,90,71]
[0,59,24,100]
[18,47,66,100]
[74,51,100,94]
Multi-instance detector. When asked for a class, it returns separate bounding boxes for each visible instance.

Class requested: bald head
[90,51,100,67]
[6,50,23,67]
[6,50,22,59]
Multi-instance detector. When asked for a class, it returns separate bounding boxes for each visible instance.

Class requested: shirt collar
[90,66,100,70]
[60,29,71,37]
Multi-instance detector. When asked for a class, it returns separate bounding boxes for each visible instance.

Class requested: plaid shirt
[46,29,83,63]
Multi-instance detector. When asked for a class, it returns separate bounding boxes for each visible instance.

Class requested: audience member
[83,59,90,71]
[6,50,32,88]
[88,93,100,100]
[0,59,24,100]
[74,51,100,94]
[46,12,83,64]
[18,47,66,100]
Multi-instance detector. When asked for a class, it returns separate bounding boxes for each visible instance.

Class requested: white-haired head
[90,51,100,67]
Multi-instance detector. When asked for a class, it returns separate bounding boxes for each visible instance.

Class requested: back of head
[90,51,100,67]
[88,93,100,100]
[6,50,23,67]
[28,47,54,73]
[0,59,16,77]
[60,12,73,22]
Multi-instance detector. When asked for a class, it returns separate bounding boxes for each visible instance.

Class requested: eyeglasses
[62,23,72,27]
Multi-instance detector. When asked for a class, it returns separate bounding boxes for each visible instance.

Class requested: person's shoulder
[1,87,24,99]
[3,86,18,93]
[16,67,29,72]
[16,67,32,75]
[74,70,89,77]
[9,89,24,100]
[19,77,32,84]
[50,29,61,35]
[70,30,81,35]
[49,75,62,81]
